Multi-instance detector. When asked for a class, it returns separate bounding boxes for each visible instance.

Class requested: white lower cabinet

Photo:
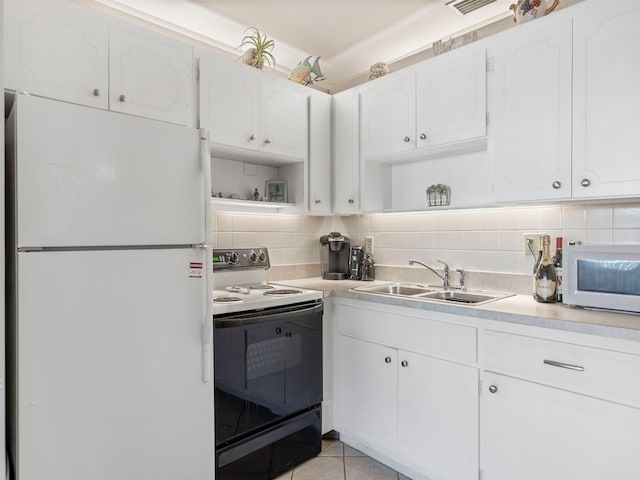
[337,335,398,454]
[480,328,640,480]
[481,371,640,480]
[334,301,479,480]
[398,350,479,480]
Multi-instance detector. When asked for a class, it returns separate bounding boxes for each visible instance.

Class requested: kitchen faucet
[408,259,450,287]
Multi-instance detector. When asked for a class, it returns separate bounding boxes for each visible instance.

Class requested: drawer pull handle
[543,359,584,372]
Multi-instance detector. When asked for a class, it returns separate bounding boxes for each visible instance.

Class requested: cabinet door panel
[109,27,192,125]
[361,74,415,159]
[333,92,361,213]
[490,17,572,202]
[398,351,479,480]
[336,335,397,453]
[308,91,332,213]
[199,56,260,150]
[261,79,308,160]
[417,45,486,148]
[4,0,109,108]
[572,0,640,198]
[482,372,640,480]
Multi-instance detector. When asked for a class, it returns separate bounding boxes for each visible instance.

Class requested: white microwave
[564,245,640,314]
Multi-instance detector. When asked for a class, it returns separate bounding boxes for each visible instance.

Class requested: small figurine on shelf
[253,187,260,201]
[288,56,325,86]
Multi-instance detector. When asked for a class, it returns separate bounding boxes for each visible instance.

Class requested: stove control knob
[228,252,239,264]
[258,250,267,263]
[249,251,258,263]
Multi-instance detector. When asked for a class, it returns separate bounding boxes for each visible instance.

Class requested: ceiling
[89,0,516,92]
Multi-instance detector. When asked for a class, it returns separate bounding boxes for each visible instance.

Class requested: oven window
[577,259,640,296]
[214,306,322,447]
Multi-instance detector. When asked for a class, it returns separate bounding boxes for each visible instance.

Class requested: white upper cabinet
[199,55,260,152]
[416,43,487,150]
[332,90,361,214]
[261,78,309,160]
[199,53,308,163]
[572,0,640,199]
[4,0,192,126]
[360,71,416,160]
[4,0,109,109]
[489,14,573,202]
[308,90,332,214]
[360,45,487,164]
[108,27,192,126]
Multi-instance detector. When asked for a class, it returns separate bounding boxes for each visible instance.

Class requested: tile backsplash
[212,202,640,278]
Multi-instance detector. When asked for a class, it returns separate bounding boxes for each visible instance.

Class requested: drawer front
[483,330,640,408]
[336,303,477,364]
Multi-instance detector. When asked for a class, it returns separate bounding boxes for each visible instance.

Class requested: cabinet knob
[275,327,282,335]
[118,94,126,103]
[401,360,408,367]
[285,331,292,338]
[93,88,101,97]
[384,356,392,364]
[264,138,272,145]
[552,181,562,189]
[488,385,498,394]
[249,134,256,141]
[403,136,411,143]
[315,199,321,204]
[580,178,591,187]
[348,198,354,204]
[419,133,427,140]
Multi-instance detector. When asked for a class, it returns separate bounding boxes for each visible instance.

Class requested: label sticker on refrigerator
[189,262,203,278]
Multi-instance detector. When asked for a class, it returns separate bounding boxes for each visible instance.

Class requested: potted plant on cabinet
[238,27,276,70]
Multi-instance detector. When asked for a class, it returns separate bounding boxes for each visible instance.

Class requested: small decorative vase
[510,0,559,24]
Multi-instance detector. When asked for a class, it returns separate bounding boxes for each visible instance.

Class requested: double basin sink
[352,283,514,305]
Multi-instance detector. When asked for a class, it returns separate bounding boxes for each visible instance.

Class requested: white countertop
[278,277,640,342]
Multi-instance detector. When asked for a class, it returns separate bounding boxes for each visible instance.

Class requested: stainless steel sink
[417,290,511,304]
[352,282,513,305]
[353,283,434,296]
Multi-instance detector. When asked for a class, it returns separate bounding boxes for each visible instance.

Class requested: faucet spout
[408,259,450,287]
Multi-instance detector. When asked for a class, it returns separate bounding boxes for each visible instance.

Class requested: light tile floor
[275,439,412,480]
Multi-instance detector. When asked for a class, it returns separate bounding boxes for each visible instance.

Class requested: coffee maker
[320,232,351,280]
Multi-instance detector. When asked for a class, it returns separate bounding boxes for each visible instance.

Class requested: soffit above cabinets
[87,0,517,92]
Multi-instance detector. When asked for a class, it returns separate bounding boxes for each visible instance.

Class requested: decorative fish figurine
[288,56,325,85]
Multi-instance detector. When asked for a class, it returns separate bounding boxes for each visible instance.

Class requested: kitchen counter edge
[279,278,640,343]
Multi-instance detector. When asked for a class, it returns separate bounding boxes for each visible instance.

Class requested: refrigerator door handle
[200,129,213,382]
[200,128,212,246]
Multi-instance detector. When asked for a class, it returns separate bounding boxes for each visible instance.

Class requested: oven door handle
[215,302,323,327]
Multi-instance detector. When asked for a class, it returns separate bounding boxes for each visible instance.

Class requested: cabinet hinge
[196,65,200,81]
[486,56,494,72]
[479,469,484,480]
[478,378,483,396]
[486,111,491,126]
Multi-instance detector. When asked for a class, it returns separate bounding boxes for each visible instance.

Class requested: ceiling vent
[446,0,499,15]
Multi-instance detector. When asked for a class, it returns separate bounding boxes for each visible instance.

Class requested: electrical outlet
[524,233,545,256]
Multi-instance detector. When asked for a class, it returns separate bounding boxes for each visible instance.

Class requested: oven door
[214,301,323,447]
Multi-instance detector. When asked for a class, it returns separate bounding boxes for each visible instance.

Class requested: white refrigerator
[5,95,214,479]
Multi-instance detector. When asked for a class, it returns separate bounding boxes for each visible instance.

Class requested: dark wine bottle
[553,236,563,303]
[534,235,557,303]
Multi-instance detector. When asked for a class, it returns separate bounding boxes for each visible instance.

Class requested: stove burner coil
[213,296,243,303]
[248,284,275,290]
[263,289,302,296]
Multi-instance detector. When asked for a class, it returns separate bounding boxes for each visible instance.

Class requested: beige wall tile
[211,200,640,275]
